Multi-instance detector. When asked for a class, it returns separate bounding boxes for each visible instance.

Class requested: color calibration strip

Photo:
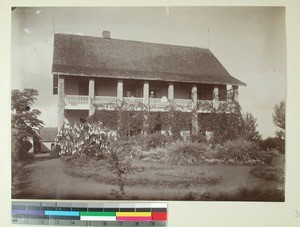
[12,201,167,226]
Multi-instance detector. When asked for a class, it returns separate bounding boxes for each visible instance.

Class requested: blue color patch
[44,211,80,216]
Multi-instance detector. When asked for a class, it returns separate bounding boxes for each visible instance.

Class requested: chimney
[102,30,111,39]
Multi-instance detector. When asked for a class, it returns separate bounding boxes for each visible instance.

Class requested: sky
[11,7,286,138]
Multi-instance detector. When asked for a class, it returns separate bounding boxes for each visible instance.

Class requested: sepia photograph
[11,7,286,201]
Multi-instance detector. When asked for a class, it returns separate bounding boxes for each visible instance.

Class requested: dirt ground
[12,154,284,200]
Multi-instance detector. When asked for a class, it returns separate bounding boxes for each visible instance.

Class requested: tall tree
[242,112,261,142]
[11,89,44,161]
[272,100,285,138]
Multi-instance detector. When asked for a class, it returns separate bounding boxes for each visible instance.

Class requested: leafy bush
[132,132,171,150]
[106,140,133,194]
[160,104,191,140]
[250,166,284,183]
[259,137,285,154]
[137,147,167,163]
[189,129,209,143]
[214,138,266,163]
[214,138,279,165]
[55,122,113,158]
[166,141,211,165]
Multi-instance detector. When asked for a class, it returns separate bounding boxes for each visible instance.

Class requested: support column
[143,81,149,105]
[168,82,174,100]
[167,82,175,135]
[142,81,150,134]
[213,86,219,110]
[58,75,65,131]
[88,78,95,116]
[117,80,123,101]
[232,85,239,102]
[191,84,198,136]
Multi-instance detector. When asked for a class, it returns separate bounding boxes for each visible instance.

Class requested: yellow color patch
[116,212,151,217]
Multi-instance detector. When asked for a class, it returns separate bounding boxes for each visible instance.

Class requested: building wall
[174,82,192,99]
[95,78,117,96]
[65,110,89,125]
[65,76,89,95]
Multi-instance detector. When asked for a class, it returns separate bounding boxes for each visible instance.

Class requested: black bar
[151,208,167,212]
[49,215,80,220]
[119,208,135,212]
[136,208,151,212]
[56,207,72,211]
[103,208,119,212]
[72,207,88,211]
[88,208,104,212]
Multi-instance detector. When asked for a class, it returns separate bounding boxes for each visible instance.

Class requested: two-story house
[52,31,246,135]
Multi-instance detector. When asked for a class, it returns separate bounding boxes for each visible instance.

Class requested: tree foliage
[55,122,113,158]
[272,100,285,139]
[161,102,191,140]
[198,94,244,144]
[55,121,133,196]
[11,89,44,162]
[273,100,285,130]
[106,140,133,195]
[89,99,191,140]
[242,112,262,142]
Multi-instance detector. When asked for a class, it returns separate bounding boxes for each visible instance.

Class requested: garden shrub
[166,141,210,165]
[214,138,264,163]
[138,147,167,163]
[132,132,171,150]
[55,121,113,158]
[190,132,208,143]
[106,140,133,194]
[259,137,285,154]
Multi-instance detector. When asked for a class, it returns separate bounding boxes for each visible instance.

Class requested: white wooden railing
[123,97,144,103]
[149,98,169,108]
[65,95,89,109]
[64,95,221,112]
[95,96,118,104]
[173,99,192,108]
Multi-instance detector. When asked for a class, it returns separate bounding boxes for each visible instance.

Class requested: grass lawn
[63,158,222,189]
[60,154,283,200]
[12,154,284,201]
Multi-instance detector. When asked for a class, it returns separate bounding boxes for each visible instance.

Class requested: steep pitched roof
[52,33,246,86]
[39,127,57,142]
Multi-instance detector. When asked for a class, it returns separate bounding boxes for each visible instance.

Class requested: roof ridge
[54,32,210,51]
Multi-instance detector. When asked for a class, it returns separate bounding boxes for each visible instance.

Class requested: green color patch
[80,212,116,216]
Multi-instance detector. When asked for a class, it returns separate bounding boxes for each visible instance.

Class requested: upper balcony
[61,76,238,113]
[64,95,229,113]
